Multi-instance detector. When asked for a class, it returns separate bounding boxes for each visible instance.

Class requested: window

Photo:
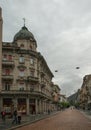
[30,85,34,91]
[8,55,12,61]
[19,69,24,77]
[5,69,10,75]
[20,44,24,49]
[19,56,24,63]
[30,57,34,65]
[30,70,34,77]
[19,82,24,91]
[3,54,7,61]
[5,83,10,91]
[30,45,32,50]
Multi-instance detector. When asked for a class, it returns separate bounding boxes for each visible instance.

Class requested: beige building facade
[77,74,91,109]
[0,8,60,115]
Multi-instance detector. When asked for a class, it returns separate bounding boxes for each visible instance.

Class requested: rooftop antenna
[23,18,26,26]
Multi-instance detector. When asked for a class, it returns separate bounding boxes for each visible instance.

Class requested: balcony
[2,43,14,50]
[2,60,14,67]
[41,81,46,88]
[40,71,45,76]
[0,90,51,100]
[17,76,27,81]
[2,74,13,80]
[27,76,39,83]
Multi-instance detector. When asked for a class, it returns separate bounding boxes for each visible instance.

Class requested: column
[39,100,42,113]
[0,96,3,112]
[35,98,38,114]
[26,98,29,115]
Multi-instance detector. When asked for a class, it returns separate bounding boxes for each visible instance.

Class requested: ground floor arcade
[0,94,58,115]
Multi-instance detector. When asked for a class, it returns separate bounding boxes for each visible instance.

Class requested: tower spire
[23,18,26,26]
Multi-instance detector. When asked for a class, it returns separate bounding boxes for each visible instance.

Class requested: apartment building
[0,7,60,115]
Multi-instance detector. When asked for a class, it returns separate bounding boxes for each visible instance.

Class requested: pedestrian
[1,110,6,122]
[17,110,22,124]
[48,109,50,115]
[12,110,17,124]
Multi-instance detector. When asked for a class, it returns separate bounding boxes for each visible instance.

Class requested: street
[15,109,91,130]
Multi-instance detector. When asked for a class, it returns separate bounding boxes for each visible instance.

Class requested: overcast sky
[1,0,91,96]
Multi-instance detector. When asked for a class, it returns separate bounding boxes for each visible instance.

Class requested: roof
[13,26,35,41]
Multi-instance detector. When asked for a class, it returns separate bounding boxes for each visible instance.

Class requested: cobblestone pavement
[15,109,91,130]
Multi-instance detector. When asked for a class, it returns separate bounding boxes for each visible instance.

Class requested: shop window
[17,98,26,114]
[19,56,24,63]
[3,98,12,113]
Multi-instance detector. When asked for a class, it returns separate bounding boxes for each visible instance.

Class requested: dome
[13,26,35,41]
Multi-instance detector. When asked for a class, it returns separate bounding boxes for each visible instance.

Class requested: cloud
[1,0,91,96]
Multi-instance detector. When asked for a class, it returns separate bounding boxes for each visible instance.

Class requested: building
[77,74,91,109]
[60,94,67,103]
[0,7,60,115]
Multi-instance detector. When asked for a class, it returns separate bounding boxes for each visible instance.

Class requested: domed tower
[13,24,37,51]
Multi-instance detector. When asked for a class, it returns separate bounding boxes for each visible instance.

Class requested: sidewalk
[0,111,60,130]
[80,110,91,120]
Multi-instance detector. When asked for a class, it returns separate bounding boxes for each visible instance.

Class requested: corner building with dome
[0,8,61,115]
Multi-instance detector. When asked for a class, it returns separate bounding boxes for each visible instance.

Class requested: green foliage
[58,101,70,108]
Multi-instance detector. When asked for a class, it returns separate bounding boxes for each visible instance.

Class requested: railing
[2,60,14,66]
[1,90,53,100]
[27,76,39,82]
[2,75,13,80]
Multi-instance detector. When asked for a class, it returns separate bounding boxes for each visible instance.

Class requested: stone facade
[77,74,91,109]
[0,8,60,115]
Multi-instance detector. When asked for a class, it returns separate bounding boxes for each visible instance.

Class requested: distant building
[60,94,67,102]
[0,7,60,114]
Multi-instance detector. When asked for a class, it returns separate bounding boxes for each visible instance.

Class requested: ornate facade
[0,7,60,115]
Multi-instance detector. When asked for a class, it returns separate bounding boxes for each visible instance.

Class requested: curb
[80,110,91,121]
[7,112,60,130]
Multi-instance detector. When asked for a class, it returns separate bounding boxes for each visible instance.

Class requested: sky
[1,0,91,96]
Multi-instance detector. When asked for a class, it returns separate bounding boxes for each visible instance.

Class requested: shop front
[17,98,26,114]
[3,98,13,114]
[29,99,35,114]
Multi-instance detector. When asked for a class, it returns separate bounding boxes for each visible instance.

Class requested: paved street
[15,109,91,130]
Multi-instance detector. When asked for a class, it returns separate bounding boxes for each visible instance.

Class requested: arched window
[19,56,24,63]
[19,69,25,77]
[30,57,34,65]
[20,44,24,49]
[30,45,32,50]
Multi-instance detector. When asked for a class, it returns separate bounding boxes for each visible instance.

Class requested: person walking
[1,110,6,122]
[12,110,17,124]
[17,110,22,124]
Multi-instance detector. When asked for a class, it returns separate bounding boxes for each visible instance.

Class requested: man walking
[12,110,17,124]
